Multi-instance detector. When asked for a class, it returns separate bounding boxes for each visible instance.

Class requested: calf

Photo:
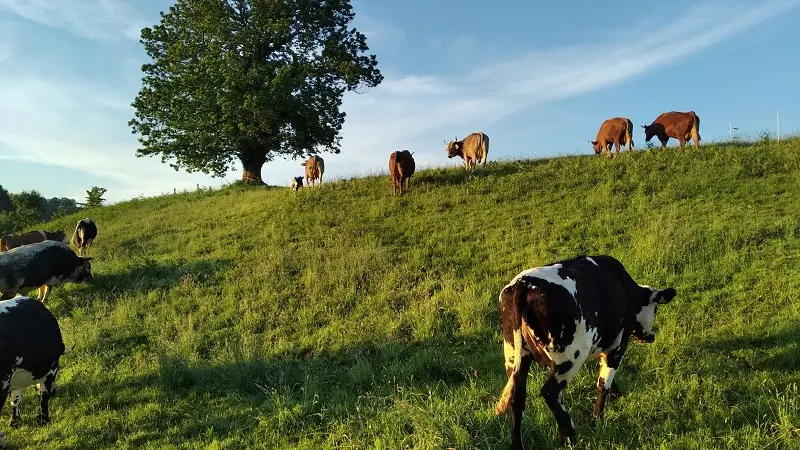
[291,176,304,192]
[0,230,67,252]
[0,296,67,448]
[388,150,416,195]
[0,241,93,302]
[494,255,676,448]
[445,132,489,171]
[70,218,97,257]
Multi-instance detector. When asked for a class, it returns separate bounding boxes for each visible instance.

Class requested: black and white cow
[494,255,676,448]
[0,296,68,448]
[0,241,93,302]
[70,218,97,257]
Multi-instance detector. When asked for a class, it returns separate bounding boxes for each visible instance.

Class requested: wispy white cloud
[0,0,147,40]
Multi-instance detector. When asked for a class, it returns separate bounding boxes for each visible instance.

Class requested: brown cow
[0,230,67,252]
[445,132,489,170]
[642,111,701,149]
[590,117,633,158]
[301,155,325,187]
[389,150,416,195]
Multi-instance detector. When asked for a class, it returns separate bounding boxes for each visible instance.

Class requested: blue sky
[1,0,798,203]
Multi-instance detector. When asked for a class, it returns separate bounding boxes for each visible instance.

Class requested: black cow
[0,241,93,302]
[494,255,676,448]
[0,296,68,448]
[70,218,97,257]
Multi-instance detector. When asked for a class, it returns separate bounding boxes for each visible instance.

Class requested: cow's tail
[70,222,81,249]
[690,111,700,148]
[495,279,526,415]
[480,133,489,166]
[625,118,634,151]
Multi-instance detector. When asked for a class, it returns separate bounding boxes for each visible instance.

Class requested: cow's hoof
[36,414,50,426]
[9,417,21,429]
[557,427,576,445]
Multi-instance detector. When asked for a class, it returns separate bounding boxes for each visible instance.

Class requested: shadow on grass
[697,325,800,374]
[50,257,233,316]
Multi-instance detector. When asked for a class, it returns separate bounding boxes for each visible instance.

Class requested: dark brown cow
[388,150,416,195]
[642,111,701,149]
[301,155,325,187]
[445,132,489,170]
[590,117,633,158]
[0,230,67,252]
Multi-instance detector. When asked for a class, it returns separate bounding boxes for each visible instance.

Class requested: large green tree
[130,0,383,183]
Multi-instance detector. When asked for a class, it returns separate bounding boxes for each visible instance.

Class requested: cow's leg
[540,353,587,443]
[39,285,50,303]
[9,390,22,428]
[0,357,13,448]
[614,140,621,157]
[37,364,58,426]
[592,344,627,420]
[678,136,686,149]
[659,136,668,149]
[507,355,533,450]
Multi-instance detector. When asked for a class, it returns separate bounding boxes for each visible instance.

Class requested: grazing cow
[0,241,93,302]
[494,255,676,447]
[0,230,67,252]
[70,218,97,257]
[0,296,67,448]
[642,111,701,149]
[590,117,634,158]
[291,176,304,192]
[445,132,489,170]
[389,150,416,195]
[301,155,325,187]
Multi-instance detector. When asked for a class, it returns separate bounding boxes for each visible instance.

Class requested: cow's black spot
[556,361,573,375]
[574,350,580,359]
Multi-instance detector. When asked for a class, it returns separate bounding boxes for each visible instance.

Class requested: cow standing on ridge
[388,150,416,195]
[494,255,676,448]
[590,117,633,158]
[301,155,325,187]
[0,296,69,448]
[642,111,701,149]
[71,219,97,257]
[445,132,489,171]
[0,230,67,252]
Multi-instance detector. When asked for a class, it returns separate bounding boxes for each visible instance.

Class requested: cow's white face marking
[0,298,24,314]
[585,256,599,266]
[636,303,657,337]
[508,264,577,298]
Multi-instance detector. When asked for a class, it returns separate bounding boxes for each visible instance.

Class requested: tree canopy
[130,0,383,183]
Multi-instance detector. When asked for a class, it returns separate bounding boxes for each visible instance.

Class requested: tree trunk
[240,151,266,184]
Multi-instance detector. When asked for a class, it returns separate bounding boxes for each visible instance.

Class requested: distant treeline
[0,185,82,235]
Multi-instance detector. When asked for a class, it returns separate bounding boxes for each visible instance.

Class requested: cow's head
[68,257,94,283]
[589,140,604,155]
[633,286,676,343]
[445,137,462,158]
[641,124,655,142]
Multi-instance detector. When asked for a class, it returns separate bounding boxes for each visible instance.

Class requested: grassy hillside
[8,140,800,449]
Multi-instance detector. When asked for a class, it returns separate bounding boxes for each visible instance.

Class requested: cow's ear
[641,125,647,129]
[656,288,676,304]
[590,140,598,145]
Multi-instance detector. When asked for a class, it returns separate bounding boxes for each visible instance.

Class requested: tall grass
[7,140,800,449]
